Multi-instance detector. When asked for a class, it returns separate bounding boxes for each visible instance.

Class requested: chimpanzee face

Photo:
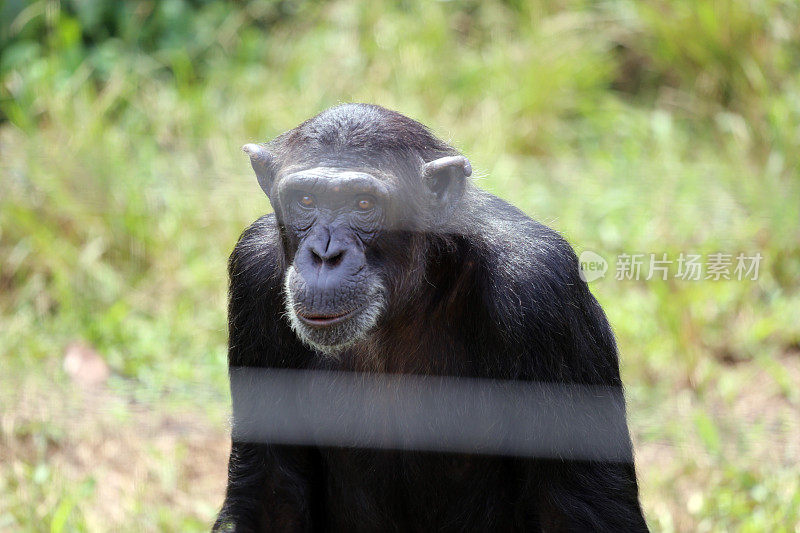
[274,167,393,353]
[242,140,471,355]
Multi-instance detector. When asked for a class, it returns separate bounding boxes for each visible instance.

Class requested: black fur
[215,104,648,532]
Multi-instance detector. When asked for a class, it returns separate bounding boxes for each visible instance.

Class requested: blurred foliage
[1,0,799,531]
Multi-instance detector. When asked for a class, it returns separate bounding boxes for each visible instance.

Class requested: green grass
[1,0,799,531]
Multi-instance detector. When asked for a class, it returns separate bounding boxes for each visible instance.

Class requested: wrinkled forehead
[275,166,393,198]
[273,165,428,231]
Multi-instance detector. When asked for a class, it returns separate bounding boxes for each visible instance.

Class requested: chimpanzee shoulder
[465,190,585,305]
[464,191,617,383]
[227,213,308,368]
[228,213,284,289]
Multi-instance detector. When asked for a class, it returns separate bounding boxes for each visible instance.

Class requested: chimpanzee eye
[355,196,375,211]
[298,194,315,208]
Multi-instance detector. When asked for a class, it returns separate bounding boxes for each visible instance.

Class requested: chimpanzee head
[242,104,472,354]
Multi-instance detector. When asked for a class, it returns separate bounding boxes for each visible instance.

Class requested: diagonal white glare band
[230,368,634,462]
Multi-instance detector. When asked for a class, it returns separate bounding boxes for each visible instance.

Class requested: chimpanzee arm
[545,289,647,532]
[485,224,649,532]
[215,216,318,533]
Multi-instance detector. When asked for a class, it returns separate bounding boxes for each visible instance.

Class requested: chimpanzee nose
[309,240,346,269]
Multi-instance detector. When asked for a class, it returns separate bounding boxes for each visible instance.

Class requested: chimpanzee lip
[297,307,362,327]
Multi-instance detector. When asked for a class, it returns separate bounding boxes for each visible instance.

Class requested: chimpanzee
[215,104,648,532]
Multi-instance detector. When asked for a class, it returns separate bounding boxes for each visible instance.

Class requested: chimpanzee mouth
[284,266,386,353]
[296,307,364,328]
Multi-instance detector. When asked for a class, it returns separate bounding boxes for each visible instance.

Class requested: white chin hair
[283,266,385,356]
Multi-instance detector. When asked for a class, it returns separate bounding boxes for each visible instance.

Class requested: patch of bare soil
[0,377,230,530]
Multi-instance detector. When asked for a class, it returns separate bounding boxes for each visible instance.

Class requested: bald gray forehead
[276,167,392,197]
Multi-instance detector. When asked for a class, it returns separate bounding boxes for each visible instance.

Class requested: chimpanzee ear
[421,155,472,222]
[242,143,276,196]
